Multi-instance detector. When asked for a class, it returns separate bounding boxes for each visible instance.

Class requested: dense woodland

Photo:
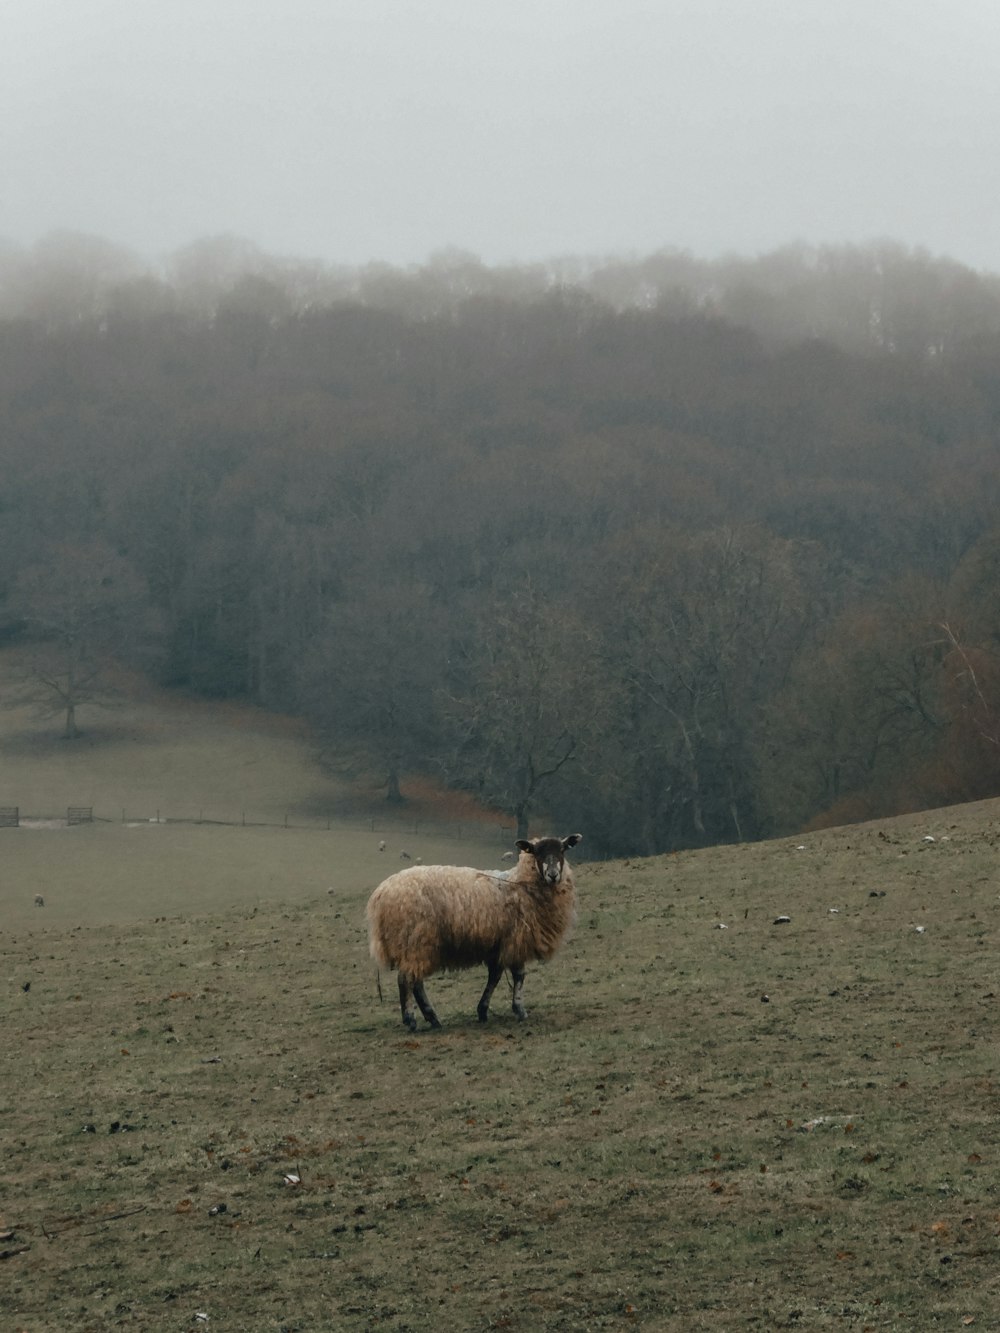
[3,231,1000,855]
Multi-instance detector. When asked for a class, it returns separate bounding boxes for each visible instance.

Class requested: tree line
[3,231,1000,855]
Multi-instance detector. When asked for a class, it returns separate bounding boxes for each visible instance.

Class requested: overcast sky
[5,0,1000,272]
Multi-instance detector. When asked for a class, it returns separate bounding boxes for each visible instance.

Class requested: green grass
[3,679,1000,1327]
[0,677,507,931]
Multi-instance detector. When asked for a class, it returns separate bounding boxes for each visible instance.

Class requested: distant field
[0,664,505,831]
[0,820,507,930]
[4,785,1000,1328]
[0,664,509,929]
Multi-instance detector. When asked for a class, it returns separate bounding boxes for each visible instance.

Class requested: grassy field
[3,685,1000,1328]
[0,679,508,931]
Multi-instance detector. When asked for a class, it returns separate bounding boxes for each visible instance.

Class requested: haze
[5,0,1000,271]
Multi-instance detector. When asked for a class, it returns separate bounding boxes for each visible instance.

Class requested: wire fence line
[0,803,513,843]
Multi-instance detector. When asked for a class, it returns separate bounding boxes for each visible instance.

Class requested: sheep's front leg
[477,956,504,1022]
[398,974,418,1032]
[511,964,528,1020]
[412,979,441,1029]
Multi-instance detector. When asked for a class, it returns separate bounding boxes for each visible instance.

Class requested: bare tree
[596,525,812,846]
[298,578,448,804]
[443,585,596,839]
[7,540,153,738]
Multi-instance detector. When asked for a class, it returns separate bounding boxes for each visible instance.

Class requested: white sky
[4,0,1000,271]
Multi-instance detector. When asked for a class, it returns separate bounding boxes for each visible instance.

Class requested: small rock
[773,915,791,924]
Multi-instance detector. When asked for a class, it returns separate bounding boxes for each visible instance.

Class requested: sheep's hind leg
[511,964,528,1020]
[412,979,441,1029]
[477,957,504,1022]
[397,974,418,1032]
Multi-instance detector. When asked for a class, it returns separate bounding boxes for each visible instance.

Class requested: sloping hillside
[3,798,1000,1328]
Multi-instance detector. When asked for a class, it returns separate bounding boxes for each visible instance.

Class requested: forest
[3,230,1000,856]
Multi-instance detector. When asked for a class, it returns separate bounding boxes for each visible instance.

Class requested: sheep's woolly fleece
[367,856,576,981]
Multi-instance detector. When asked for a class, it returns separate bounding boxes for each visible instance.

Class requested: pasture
[0,679,508,930]
[2,687,1000,1327]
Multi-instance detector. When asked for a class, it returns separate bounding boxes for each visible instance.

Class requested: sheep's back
[367,866,513,974]
[366,863,576,976]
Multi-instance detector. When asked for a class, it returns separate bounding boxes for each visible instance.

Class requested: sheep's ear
[562,833,583,849]
[515,839,533,853]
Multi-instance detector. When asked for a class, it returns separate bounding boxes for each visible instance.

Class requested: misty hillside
[2,233,1000,856]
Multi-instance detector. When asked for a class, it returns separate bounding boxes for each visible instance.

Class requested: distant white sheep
[378,840,387,852]
[366,834,582,1030]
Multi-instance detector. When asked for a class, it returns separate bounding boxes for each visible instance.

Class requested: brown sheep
[366,833,582,1030]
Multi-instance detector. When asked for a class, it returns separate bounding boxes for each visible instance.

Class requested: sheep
[366,833,582,1030]
[399,849,411,861]
[34,894,44,907]
[378,839,387,852]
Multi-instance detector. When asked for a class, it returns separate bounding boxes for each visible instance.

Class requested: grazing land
[4,821,1000,1330]
[0,681,508,931]
[2,693,1000,1328]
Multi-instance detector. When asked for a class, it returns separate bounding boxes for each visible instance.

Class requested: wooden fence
[0,803,511,842]
[0,806,93,827]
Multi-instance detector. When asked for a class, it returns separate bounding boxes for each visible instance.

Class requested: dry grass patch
[3,802,1000,1327]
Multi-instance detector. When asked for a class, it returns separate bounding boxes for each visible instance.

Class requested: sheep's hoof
[477,1006,490,1023]
[427,1015,442,1029]
[513,1005,528,1021]
[402,1014,418,1032]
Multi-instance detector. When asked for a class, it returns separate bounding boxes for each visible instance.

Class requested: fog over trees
[4,231,1000,854]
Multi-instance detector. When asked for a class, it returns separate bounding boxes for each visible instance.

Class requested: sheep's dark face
[516,833,583,885]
